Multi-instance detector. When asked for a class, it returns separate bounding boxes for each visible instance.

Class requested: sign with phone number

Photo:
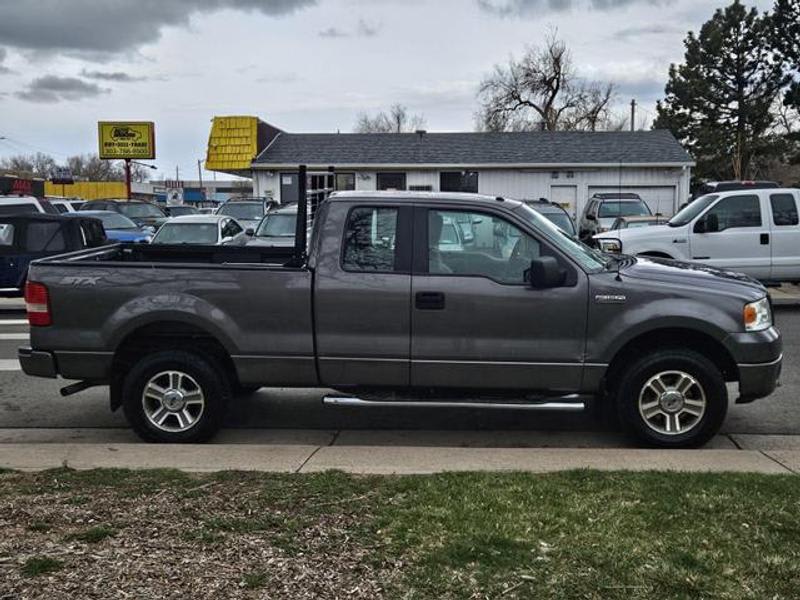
[98,121,155,159]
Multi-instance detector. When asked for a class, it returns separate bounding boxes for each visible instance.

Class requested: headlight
[597,238,622,253]
[744,297,771,332]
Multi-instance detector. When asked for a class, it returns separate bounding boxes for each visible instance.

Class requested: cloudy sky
[0,0,773,181]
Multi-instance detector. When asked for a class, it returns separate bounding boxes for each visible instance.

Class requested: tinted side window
[0,204,37,215]
[428,209,541,284]
[706,195,761,230]
[342,207,398,272]
[25,222,66,252]
[770,193,799,226]
[222,220,243,237]
[0,224,15,246]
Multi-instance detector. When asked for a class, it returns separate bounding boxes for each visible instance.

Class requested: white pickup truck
[594,188,800,281]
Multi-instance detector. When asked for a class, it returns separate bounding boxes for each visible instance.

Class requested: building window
[550,171,559,179]
[377,172,407,191]
[336,173,356,191]
[440,171,478,193]
[566,171,575,179]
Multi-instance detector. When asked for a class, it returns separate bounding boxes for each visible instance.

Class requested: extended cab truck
[19,192,782,448]
[594,188,800,282]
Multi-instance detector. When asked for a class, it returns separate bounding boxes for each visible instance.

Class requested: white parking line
[0,333,29,340]
[0,359,20,371]
[0,320,27,326]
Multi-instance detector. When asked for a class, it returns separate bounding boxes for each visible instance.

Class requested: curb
[0,443,797,475]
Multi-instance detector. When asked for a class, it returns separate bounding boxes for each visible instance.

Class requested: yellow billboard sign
[98,121,155,159]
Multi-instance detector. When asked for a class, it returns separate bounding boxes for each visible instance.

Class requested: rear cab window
[342,206,404,272]
[770,193,799,226]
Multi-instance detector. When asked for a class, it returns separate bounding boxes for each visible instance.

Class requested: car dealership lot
[1,299,799,452]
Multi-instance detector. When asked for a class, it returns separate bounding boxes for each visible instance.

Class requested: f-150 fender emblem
[594,294,626,304]
[61,276,100,286]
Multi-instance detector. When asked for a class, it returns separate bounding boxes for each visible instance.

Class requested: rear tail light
[25,281,51,326]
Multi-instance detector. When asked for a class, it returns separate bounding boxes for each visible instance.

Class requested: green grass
[3,469,800,598]
[242,571,269,589]
[21,556,63,577]
[65,525,117,544]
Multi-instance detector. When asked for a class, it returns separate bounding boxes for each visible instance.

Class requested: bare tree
[0,152,56,178]
[354,103,427,133]
[477,32,616,132]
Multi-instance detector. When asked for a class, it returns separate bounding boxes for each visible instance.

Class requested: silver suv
[578,193,651,241]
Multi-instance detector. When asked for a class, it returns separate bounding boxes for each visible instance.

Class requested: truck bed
[34,242,298,267]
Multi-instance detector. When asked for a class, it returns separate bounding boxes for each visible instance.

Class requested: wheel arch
[109,320,237,411]
[605,327,738,393]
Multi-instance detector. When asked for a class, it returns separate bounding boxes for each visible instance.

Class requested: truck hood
[594,223,674,242]
[619,256,766,301]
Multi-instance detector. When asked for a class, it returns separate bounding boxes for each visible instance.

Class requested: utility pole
[197,159,204,201]
[630,99,636,132]
[124,159,131,200]
[175,165,179,182]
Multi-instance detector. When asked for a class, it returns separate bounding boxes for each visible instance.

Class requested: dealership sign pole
[98,122,155,200]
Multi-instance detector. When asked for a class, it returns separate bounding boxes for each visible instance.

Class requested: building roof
[253,129,693,168]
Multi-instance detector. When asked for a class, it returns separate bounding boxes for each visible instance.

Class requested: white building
[249,128,693,219]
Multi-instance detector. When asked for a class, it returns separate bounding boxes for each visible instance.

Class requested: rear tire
[122,350,230,443]
[615,349,727,448]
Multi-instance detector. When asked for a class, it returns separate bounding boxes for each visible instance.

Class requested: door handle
[415,291,445,310]
[760,233,770,245]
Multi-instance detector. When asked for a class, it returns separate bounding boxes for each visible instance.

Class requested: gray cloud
[0,48,12,74]
[615,24,682,39]
[80,69,147,82]
[477,0,672,16]
[15,75,110,103]
[319,27,349,38]
[319,19,381,39]
[356,19,381,37]
[0,1,317,58]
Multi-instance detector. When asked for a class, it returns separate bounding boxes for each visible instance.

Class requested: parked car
[593,188,800,282]
[151,215,249,245]
[0,195,59,215]
[47,198,79,213]
[19,191,781,449]
[69,210,152,243]
[80,199,168,229]
[215,200,267,230]
[608,215,668,231]
[524,199,576,236]
[0,214,106,297]
[579,193,651,240]
[164,205,199,217]
[248,204,297,247]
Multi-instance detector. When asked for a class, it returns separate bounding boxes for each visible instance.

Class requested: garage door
[587,186,677,216]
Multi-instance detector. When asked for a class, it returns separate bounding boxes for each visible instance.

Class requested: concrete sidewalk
[1,442,797,475]
[769,283,800,305]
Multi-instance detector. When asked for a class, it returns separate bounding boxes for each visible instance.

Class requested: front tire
[122,350,230,443]
[615,349,727,448]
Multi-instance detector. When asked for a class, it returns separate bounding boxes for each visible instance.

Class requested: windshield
[514,204,606,272]
[598,200,651,218]
[95,213,138,230]
[119,203,164,218]
[256,213,296,237]
[540,212,575,234]
[218,203,264,220]
[153,223,218,244]
[668,194,719,227]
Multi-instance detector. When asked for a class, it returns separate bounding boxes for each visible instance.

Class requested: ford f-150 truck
[19,191,782,448]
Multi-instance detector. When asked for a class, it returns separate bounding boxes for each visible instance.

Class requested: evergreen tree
[654,1,786,180]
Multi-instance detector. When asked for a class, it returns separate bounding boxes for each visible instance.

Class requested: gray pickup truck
[19,191,782,448]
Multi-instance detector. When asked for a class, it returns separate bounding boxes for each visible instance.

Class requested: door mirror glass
[706,213,720,232]
[245,228,255,236]
[527,256,566,289]
[585,213,597,221]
